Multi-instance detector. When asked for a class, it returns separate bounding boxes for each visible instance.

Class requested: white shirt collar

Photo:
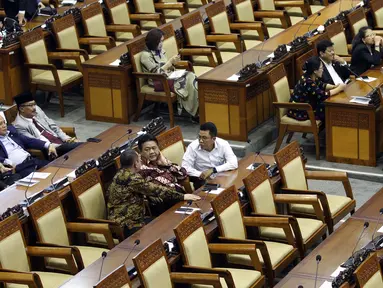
[19,113,34,123]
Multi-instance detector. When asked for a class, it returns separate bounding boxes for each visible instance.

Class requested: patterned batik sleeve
[143,181,185,203]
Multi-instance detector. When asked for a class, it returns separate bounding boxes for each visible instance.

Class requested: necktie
[32,119,63,145]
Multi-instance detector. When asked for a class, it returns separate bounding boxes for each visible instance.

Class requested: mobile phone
[362,76,369,80]
[87,138,102,143]
[177,207,193,212]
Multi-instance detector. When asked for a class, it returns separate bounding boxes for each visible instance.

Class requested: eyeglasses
[21,103,36,107]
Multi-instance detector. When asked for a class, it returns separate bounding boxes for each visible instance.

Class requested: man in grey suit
[13,92,83,157]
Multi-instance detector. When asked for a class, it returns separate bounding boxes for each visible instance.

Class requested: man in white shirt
[182,122,238,188]
[316,40,350,85]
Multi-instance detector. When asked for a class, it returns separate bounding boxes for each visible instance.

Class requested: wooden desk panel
[275,273,331,288]
[352,188,383,221]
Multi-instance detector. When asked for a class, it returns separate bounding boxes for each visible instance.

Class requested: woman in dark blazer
[350,26,383,75]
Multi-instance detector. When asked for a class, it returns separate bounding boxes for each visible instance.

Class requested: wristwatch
[212,167,217,173]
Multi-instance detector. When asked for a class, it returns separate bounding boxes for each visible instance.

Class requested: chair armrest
[171,272,222,286]
[229,22,268,40]
[273,102,312,111]
[130,13,165,24]
[79,37,116,49]
[77,217,124,242]
[180,47,215,56]
[77,216,116,225]
[60,126,76,137]
[27,149,45,160]
[48,52,82,72]
[0,270,42,287]
[133,72,167,80]
[174,60,193,71]
[183,265,234,285]
[254,10,291,28]
[66,222,115,249]
[304,171,354,199]
[154,2,188,14]
[206,34,240,43]
[26,246,79,274]
[274,194,325,222]
[25,63,61,87]
[56,48,89,60]
[275,0,305,7]
[105,24,141,37]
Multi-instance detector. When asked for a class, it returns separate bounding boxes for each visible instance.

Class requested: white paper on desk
[61,0,77,5]
[175,207,201,215]
[356,77,377,83]
[109,59,120,66]
[331,266,346,277]
[377,225,383,234]
[227,74,240,81]
[350,96,370,105]
[67,170,77,179]
[168,69,187,80]
[24,172,50,180]
[319,281,333,288]
[15,179,39,187]
[203,188,224,195]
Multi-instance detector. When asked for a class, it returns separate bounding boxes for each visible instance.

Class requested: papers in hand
[175,206,200,215]
[350,96,370,105]
[356,77,377,83]
[168,69,187,80]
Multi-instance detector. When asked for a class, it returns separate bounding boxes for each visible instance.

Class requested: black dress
[350,43,383,75]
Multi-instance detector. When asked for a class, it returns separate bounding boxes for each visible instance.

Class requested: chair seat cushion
[193,268,262,288]
[91,45,108,54]
[87,232,119,246]
[116,32,133,42]
[193,65,213,77]
[140,21,158,30]
[227,241,294,269]
[7,272,71,288]
[32,70,82,87]
[290,194,353,217]
[63,54,97,70]
[281,115,321,127]
[164,9,181,18]
[46,245,109,270]
[141,85,176,97]
[264,16,302,26]
[260,217,324,242]
[364,271,383,287]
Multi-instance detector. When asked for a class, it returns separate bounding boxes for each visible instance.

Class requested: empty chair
[94,265,132,288]
[354,252,383,287]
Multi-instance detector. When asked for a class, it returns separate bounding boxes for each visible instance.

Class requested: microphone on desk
[256,36,269,68]
[48,155,69,192]
[292,16,308,41]
[110,129,133,148]
[182,200,193,219]
[123,239,140,277]
[351,221,369,262]
[96,251,108,283]
[371,208,383,250]
[314,254,322,288]
[306,12,321,37]
[23,165,38,206]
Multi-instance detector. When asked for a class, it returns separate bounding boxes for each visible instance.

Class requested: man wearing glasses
[13,92,83,157]
[182,122,238,189]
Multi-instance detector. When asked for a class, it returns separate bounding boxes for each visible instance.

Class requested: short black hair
[316,40,334,55]
[302,56,322,76]
[145,28,165,51]
[120,149,138,168]
[137,134,159,151]
[200,122,217,137]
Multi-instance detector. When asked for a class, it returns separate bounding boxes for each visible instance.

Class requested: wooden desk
[275,273,332,287]
[325,68,383,166]
[352,188,383,221]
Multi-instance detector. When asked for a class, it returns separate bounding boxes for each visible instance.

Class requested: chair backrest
[28,192,71,246]
[257,0,275,10]
[296,49,315,78]
[243,164,277,215]
[174,212,213,268]
[81,2,108,37]
[70,168,107,220]
[127,36,147,89]
[156,126,185,166]
[94,265,131,288]
[19,28,49,79]
[133,239,173,288]
[267,64,290,119]
[181,11,208,46]
[51,14,80,50]
[311,32,330,54]
[206,0,231,34]
[0,215,30,273]
[274,141,308,190]
[326,21,349,56]
[347,7,368,38]
[105,0,131,25]
[354,252,383,287]
[232,0,255,22]
[371,0,383,28]
[161,24,179,59]
[3,105,18,124]
[133,0,156,13]
[211,186,247,240]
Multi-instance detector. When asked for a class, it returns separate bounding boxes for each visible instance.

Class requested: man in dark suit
[316,40,350,85]
[3,0,39,25]
[0,114,57,178]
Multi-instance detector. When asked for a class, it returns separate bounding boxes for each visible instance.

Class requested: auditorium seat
[354,252,383,287]
[211,186,299,287]
[274,141,356,234]
[94,265,132,288]
[243,165,328,258]
[174,212,265,288]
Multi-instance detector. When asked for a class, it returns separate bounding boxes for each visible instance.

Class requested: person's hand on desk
[0,163,13,174]
[200,168,214,180]
[329,83,346,96]
[184,194,201,201]
[17,13,26,27]
[66,137,79,143]
[48,144,58,157]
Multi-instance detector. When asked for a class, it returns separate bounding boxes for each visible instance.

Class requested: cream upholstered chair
[295,49,315,78]
[347,7,369,39]
[274,141,356,233]
[128,36,177,127]
[267,63,322,160]
[256,0,307,26]
[211,186,299,287]
[205,0,268,51]
[243,164,327,258]
[81,2,129,54]
[28,192,116,273]
[160,23,215,77]
[326,21,352,58]
[354,252,383,287]
[94,265,132,288]
[70,168,124,248]
[371,0,383,30]
[174,212,265,288]
[181,11,237,66]
[0,215,78,288]
[133,0,188,27]
[19,28,83,117]
[134,238,223,288]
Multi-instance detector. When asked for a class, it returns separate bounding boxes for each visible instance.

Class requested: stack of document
[61,0,77,5]
[350,96,370,105]
[168,70,187,80]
